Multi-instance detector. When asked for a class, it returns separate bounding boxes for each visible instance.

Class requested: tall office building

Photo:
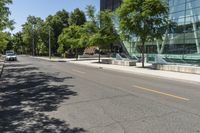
[100,0,122,11]
[101,0,200,64]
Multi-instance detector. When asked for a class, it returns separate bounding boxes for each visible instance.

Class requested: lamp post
[49,27,51,59]
[32,26,35,56]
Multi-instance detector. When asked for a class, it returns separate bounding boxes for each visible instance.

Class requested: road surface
[1,56,200,133]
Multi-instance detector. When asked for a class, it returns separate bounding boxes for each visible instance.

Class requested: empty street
[1,56,200,133]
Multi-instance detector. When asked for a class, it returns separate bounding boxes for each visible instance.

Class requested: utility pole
[49,27,51,59]
[32,33,35,56]
[32,25,35,56]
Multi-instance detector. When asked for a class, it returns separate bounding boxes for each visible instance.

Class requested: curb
[31,56,68,62]
[32,57,200,85]
[68,61,200,85]
[0,61,5,78]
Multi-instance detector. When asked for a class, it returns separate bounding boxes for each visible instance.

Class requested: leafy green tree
[37,39,48,55]
[12,32,26,54]
[19,10,69,56]
[0,0,14,31]
[69,8,86,26]
[75,6,96,56]
[56,9,70,27]
[85,8,119,63]
[21,22,33,55]
[0,0,14,54]
[83,5,98,40]
[85,5,96,23]
[58,25,84,60]
[40,15,55,55]
[44,10,69,55]
[0,32,10,53]
[116,0,169,67]
[21,16,44,55]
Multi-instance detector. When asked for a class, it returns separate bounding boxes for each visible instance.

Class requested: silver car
[6,53,17,61]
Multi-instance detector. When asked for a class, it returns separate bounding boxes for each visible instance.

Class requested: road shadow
[0,63,86,133]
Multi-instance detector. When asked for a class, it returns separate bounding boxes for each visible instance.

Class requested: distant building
[100,0,122,11]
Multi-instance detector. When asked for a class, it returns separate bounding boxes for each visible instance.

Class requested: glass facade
[100,0,122,11]
[167,0,200,54]
[100,0,200,65]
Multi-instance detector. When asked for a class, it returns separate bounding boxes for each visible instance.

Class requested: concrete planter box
[102,59,112,64]
[152,64,200,74]
[113,60,122,65]
[123,61,136,66]
[102,59,136,66]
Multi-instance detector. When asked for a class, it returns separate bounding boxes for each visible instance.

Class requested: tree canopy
[86,9,119,62]
[0,32,10,53]
[0,0,14,31]
[21,16,44,55]
[0,0,14,54]
[69,8,86,26]
[116,0,169,67]
[44,10,69,54]
[58,25,84,60]
[19,10,70,56]
[9,5,119,60]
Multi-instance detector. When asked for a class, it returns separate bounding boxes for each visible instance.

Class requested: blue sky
[8,0,100,34]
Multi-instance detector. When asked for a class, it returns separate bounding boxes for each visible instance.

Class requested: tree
[0,0,14,53]
[69,8,86,26]
[82,5,99,43]
[85,5,96,23]
[0,32,10,53]
[86,9,119,63]
[19,10,69,56]
[116,0,169,67]
[58,25,84,60]
[12,32,26,54]
[0,0,14,31]
[21,16,44,55]
[44,10,69,55]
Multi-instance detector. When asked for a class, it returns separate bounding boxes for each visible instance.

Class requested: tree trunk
[76,48,78,61]
[142,41,145,68]
[98,49,101,63]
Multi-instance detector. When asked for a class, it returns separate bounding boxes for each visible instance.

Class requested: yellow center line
[72,69,86,74]
[133,85,190,101]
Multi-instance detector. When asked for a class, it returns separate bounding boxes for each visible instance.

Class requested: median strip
[133,85,190,101]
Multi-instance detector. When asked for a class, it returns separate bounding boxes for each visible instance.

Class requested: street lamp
[32,25,35,56]
[49,27,51,59]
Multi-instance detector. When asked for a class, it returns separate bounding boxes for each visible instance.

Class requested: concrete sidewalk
[33,56,200,84]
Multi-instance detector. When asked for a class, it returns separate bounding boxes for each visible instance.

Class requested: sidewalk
[34,56,200,84]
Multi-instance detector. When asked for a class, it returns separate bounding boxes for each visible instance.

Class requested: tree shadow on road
[0,63,86,133]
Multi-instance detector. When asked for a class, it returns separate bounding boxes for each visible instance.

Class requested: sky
[8,0,100,34]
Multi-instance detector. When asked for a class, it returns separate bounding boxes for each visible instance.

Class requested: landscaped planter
[152,64,200,74]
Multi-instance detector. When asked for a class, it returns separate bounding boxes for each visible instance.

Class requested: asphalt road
[1,56,200,133]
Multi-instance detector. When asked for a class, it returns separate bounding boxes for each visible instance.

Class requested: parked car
[6,53,17,61]
[6,50,15,55]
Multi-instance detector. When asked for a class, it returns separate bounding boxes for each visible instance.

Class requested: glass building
[100,0,122,11]
[100,0,200,65]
